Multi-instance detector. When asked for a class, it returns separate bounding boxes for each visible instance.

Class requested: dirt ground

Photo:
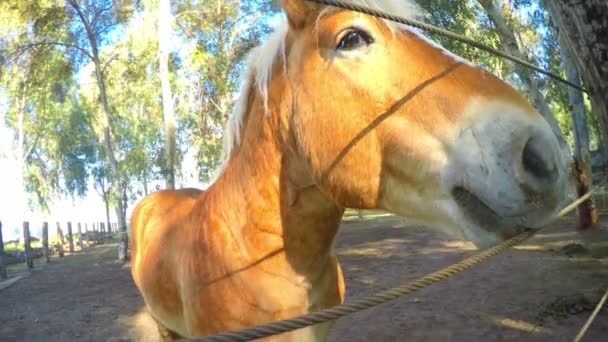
[1,213,607,342]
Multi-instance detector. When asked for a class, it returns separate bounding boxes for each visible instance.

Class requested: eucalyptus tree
[558,34,598,229]
[79,2,166,219]
[544,0,608,167]
[537,4,598,229]
[0,1,92,217]
[23,96,98,213]
[476,0,566,151]
[417,1,493,71]
[173,0,276,181]
[158,0,177,189]
[7,0,138,260]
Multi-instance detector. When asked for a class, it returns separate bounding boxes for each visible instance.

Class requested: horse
[130,0,569,340]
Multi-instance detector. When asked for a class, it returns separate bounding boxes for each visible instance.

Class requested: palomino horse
[131,0,569,340]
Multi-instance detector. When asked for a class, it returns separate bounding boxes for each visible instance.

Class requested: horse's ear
[280,0,320,29]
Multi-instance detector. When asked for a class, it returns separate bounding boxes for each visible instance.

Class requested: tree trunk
[159,0,176,190]
[42,222,50,263]
[67,222,74,253]
[0,221,6,279]
[0,221,4,255]
[16,87,28,224]
[545,0,608,171]
[23,222,33,269]
[77,222,83,250]
[72,0,129,261]
[143,168,149,195]
[56,222,64,258]
[558,33,599,230]
[93,57,128,260]
[104,196,111,237]
[477,0,569,152]
[87,48,128,260]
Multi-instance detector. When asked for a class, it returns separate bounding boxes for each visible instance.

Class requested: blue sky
[0,5,279,241]
[0,2,551,241]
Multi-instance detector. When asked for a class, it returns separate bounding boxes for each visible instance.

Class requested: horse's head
[256,0,570,247]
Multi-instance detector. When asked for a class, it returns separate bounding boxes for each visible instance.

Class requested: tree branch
[91,3,113,25]
[101,48,121,75]
[208,97,224,114]
[68,0,98,55]
[68,0,92,29]
[22,130,42,163]
[18,41,93,61]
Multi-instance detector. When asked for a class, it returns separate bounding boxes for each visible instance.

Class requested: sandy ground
[0,213,607,342]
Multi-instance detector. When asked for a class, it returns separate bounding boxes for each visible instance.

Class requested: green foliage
[419,0,594,151]
[173,0,276,180]
[0,0,597,219]
[4,240,43,253]
[419,0,505,74]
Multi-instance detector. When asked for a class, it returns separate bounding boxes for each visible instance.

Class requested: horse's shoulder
[131,188,203,237]
[137,188,202,209]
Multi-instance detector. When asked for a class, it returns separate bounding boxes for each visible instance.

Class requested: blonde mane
[213,0,427,180]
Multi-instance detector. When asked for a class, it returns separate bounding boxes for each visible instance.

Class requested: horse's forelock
[318,0,426,31]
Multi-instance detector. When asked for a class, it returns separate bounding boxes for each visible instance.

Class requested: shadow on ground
[0,214,607,341]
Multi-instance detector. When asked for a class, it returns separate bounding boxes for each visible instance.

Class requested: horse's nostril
[522,137,554,181]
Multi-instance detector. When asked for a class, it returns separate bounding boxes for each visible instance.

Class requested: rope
[191,191,594,341]
[573,288,608,342]
[301,0,587,93]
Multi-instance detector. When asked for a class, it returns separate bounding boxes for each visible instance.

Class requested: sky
[0,109,205,241]
[0,4,219,242]
[0,113,115,240]
[0,3,545,242]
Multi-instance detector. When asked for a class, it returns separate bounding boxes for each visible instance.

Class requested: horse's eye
[337,29,374,51]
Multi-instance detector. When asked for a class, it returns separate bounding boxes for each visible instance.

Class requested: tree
[3,0,137,260]
[544,0,608,171]
[558,33,598,229]
[174,0,275,180]
[92,162,114,235]
[23,97,97,213]
[80,2,166,216]
[476,0,567,152]
[0,13,81,216]
[64,0,134,260]
[29,0,136,260]
[158,0,177,189]
[0,220,6,279]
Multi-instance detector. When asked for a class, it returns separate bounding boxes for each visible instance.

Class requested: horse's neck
[208,98,344,278]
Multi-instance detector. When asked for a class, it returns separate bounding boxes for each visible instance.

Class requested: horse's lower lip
[453,186,535,240]
[452,186,509,233]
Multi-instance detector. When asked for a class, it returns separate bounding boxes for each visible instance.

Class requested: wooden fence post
[0,220,6,279]
[100,222,105,242]
[77,222,83,250]
[42,222,50,263]
[84,223,89,244]
[67,222,74,253]
[94,223,100,244]
[56,222,65,258]
[23,222,33,269]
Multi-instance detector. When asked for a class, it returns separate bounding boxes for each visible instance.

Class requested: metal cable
[191,192,594,341]
[302,0,587,93]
